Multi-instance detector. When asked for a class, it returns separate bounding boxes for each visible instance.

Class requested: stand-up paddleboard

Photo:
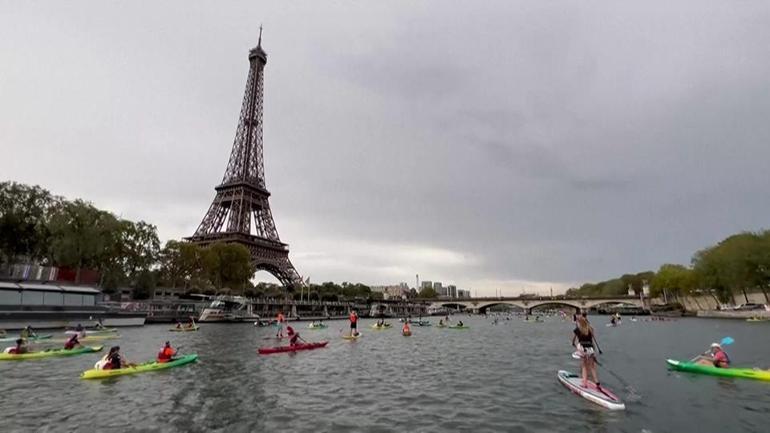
[342,333,362,340]
[557,370,625,410]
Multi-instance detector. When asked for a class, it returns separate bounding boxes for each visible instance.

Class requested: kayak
[448,326,470,330]
[342,333,362,340]
[258,341,328,355]
[169,326,199,332]
[666,359,770,381]
[746,318,770,322]
[80,354,198,379]
[411,321,431,327]
[0,346,103,361]
[557,370,625,410]
[402,331,412,337]
[307,324,328,330]
[66,328,118,335]
[48,335,120,343]
[0,335,52,343]
[371,324,392,330]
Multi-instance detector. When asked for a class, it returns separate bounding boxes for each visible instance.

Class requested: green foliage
[651,264,695,298]
[0,182,58,262]
[47,200,121,283]
[418,286,438,299]
[200,242,255,291]
[574,230,770,304]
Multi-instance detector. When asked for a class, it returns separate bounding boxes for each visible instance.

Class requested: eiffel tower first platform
[186,31,303,288]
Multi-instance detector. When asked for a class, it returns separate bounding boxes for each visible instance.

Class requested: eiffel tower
[186,30,303,288]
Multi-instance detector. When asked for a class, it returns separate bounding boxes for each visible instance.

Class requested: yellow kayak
[169,326,200,332]
[0,346,103,361]
[80,354,198,379]
[48,335,120,343]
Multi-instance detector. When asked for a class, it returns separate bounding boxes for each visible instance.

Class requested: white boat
[198,296,261,322]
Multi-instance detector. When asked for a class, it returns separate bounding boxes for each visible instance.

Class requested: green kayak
[666,359,770,382]
[0,335,52,343]
[80,354,198,380]
[0,346,103,361]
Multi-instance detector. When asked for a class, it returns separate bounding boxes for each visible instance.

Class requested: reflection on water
[1,317,768,433]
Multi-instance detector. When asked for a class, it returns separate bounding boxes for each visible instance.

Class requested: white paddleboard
[557,370,625,410]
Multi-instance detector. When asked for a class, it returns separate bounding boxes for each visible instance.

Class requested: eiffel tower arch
[186,30,303,289]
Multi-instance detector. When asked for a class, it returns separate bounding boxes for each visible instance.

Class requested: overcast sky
[2,1,769,295]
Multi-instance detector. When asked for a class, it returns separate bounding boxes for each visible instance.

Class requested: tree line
[0,181,377,301]
[566,231,770,304]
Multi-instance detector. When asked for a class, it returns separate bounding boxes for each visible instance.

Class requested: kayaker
[0,329,6,337]
[438,319,444,326]
[695,343,731,368]
[175,319,182,329]
[276,310,286,338]
[402,322,411,334]
[64,334,81,350]
[286,326,303,346]
[376,318,385,327]
[95,318,105,330]
[100,346,128,370]
[349,310,359,337]
[20,326,37,339]
[5,338,29,354]
[457,320,464,327]
[75,323,87,338]
[157,341,177,363]
[187,317,196,329]
[572,315,602,389]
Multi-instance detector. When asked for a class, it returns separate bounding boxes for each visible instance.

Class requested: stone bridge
[429,295,647,314]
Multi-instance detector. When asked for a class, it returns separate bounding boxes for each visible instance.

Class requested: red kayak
[258,341,329,355]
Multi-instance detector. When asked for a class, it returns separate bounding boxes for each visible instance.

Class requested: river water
[1,316,768,433]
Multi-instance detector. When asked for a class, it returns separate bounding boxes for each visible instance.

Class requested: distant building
[457,289,470,299]
[433,282,443,292]
[448,285,457,298]
[421,281,433,290]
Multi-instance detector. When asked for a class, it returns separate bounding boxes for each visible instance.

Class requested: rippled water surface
[1,316,769,433]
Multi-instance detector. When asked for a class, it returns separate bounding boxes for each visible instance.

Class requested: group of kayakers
[92,341,179,371]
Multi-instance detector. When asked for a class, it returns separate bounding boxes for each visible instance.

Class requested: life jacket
[157,346,175,362]
[350,313,358,323]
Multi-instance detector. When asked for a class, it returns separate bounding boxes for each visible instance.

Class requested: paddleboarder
[276,310,286,338]
[349,310,359,337]
[571,315,602,389]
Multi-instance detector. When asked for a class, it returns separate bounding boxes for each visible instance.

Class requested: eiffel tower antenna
[186,35,302,289]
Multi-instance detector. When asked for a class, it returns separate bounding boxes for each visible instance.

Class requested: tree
[47,200,120,284]
[201,243,254,292]
[418,286,438,299]
[0,182,58,263]
[651,264,695,300]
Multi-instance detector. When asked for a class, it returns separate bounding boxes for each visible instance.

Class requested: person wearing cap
[695,343,731,368]
[157,341,177,363]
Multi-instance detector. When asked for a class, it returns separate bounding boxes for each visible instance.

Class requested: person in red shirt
[157,341,177,363]
[286,326,302,346]
[64,334,81,350]
[698,342,730,368]
[349,310,359,337]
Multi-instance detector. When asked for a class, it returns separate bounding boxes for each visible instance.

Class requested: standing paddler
[349,310,359,337]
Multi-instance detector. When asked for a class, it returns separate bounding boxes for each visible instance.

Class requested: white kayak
[557,370,625,410]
